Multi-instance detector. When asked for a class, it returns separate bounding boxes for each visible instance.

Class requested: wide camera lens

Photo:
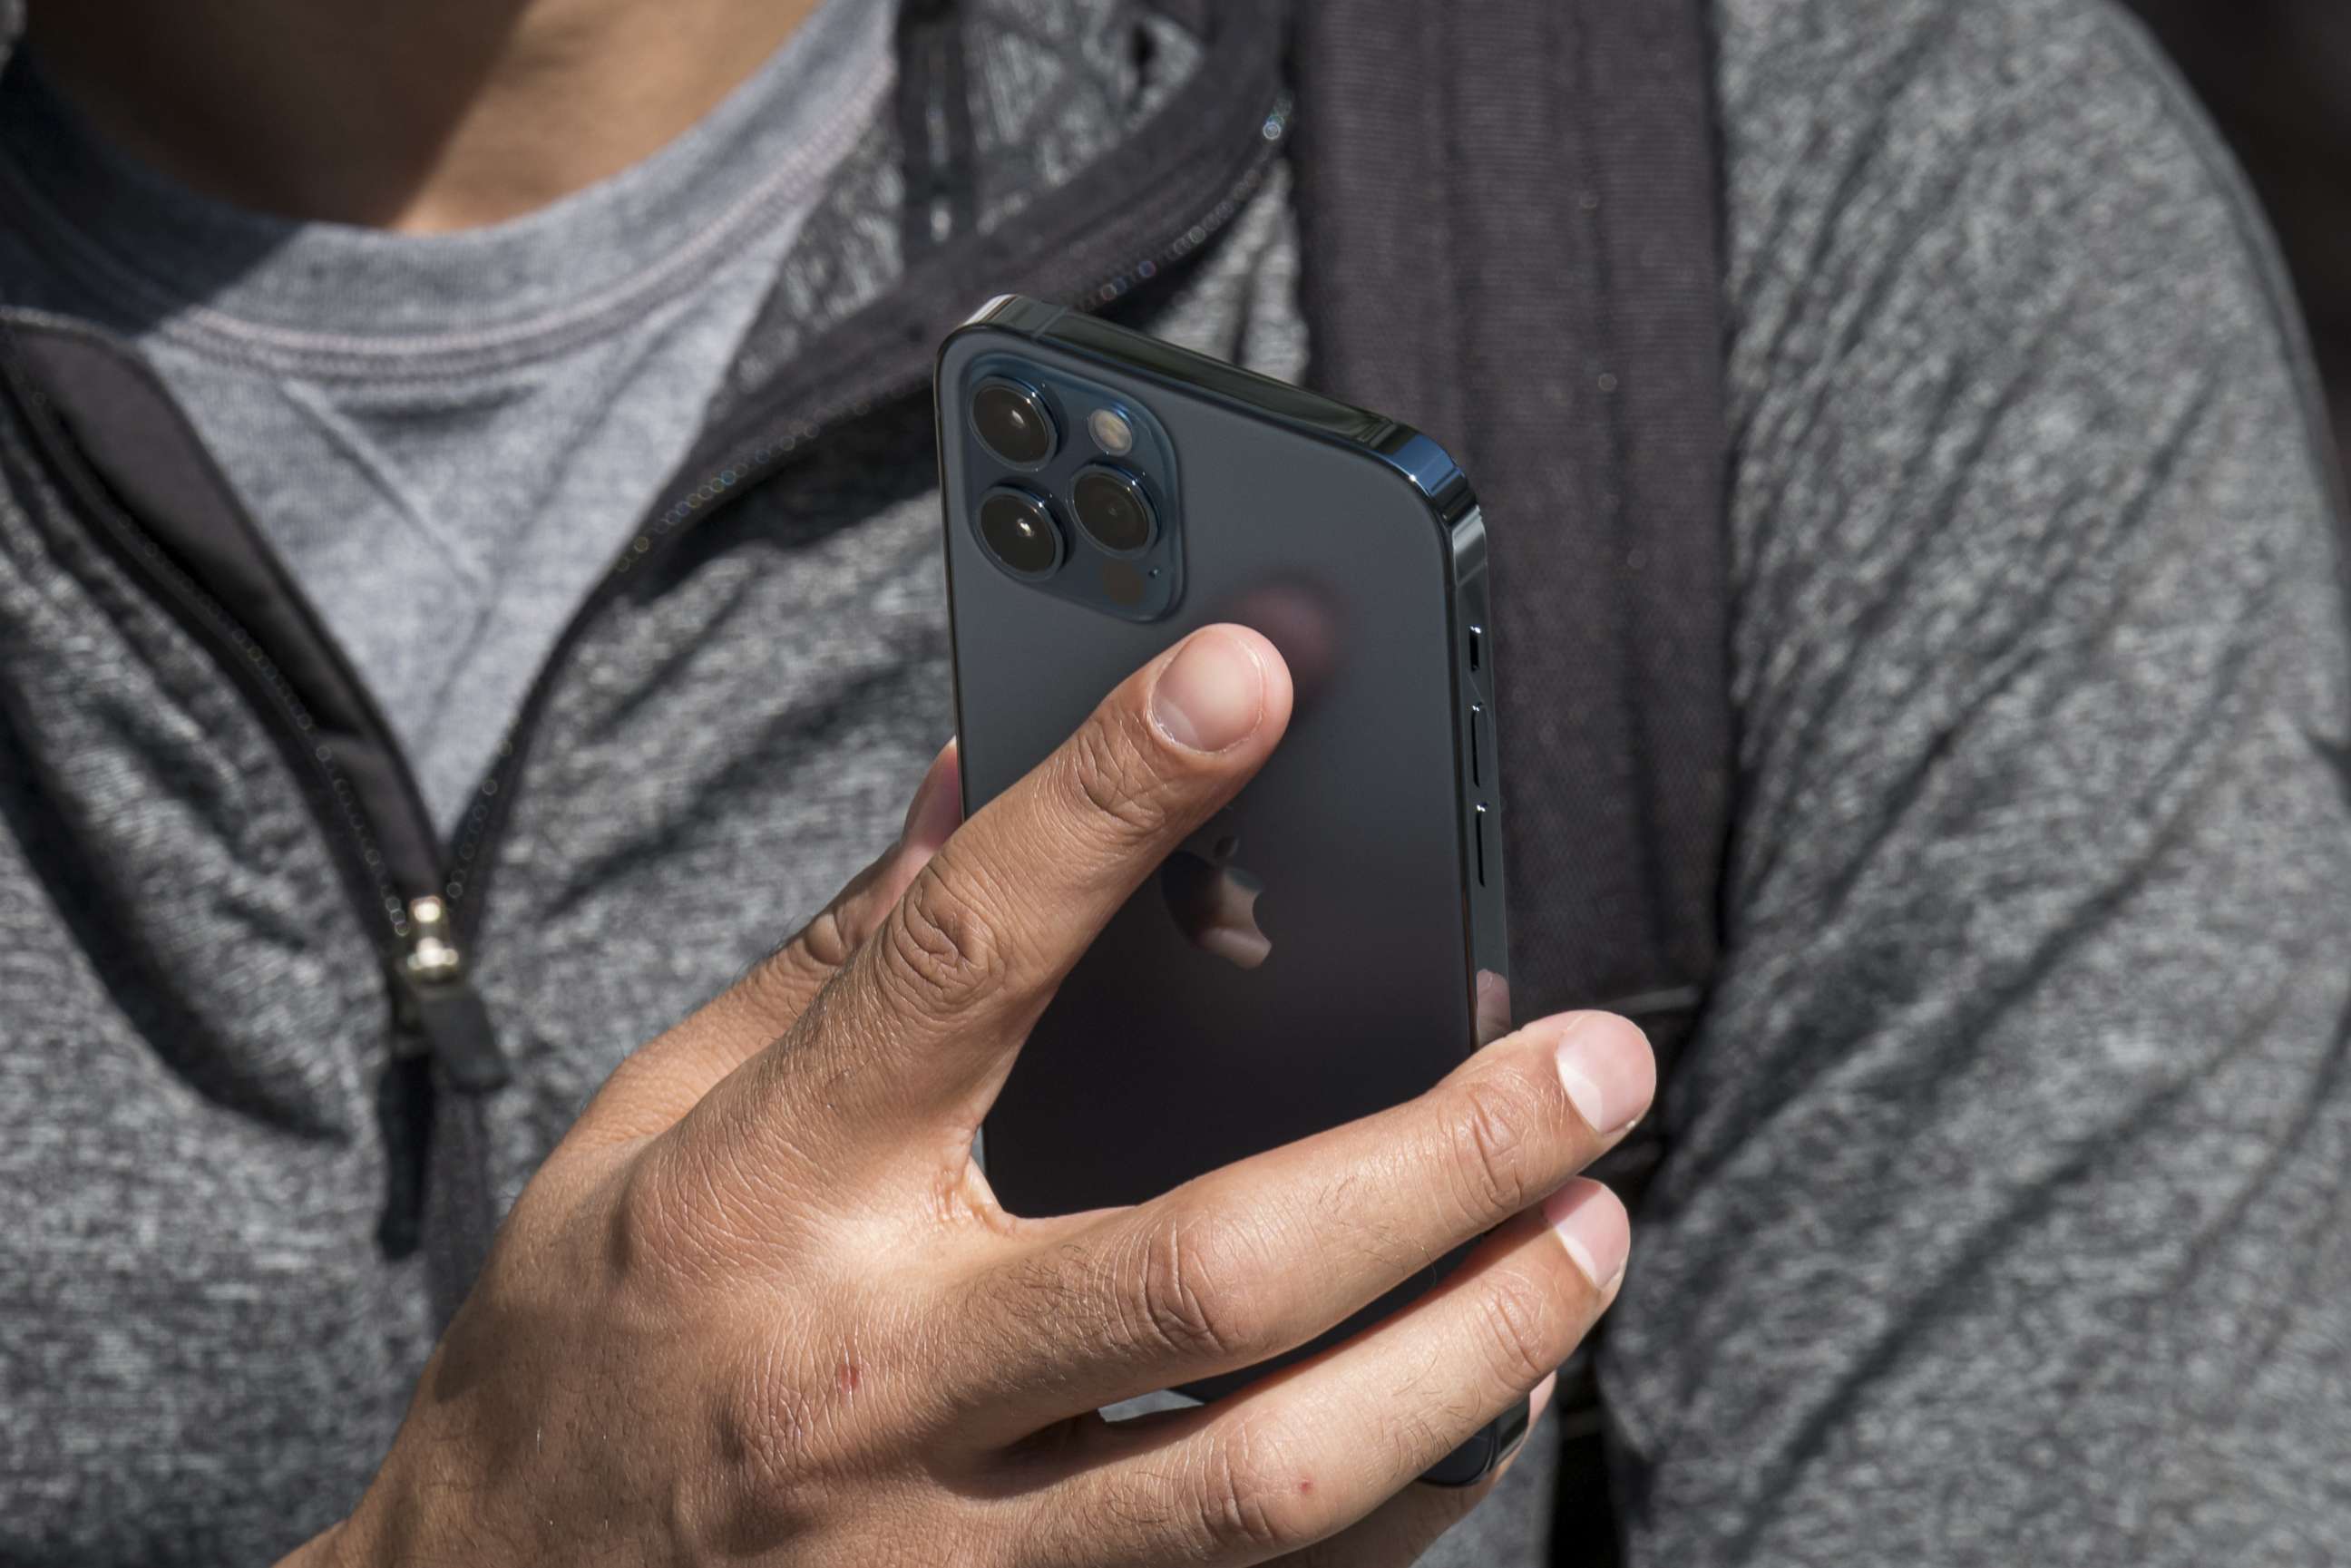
[971,379,1056,466]
[1071,466,1156,555]
[977,489,1063,578]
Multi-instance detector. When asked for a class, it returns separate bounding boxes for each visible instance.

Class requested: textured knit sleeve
[1599,1,2351,1563]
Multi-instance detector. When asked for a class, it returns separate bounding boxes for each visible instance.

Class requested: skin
[26,0,830,230]
[23,6,1658,1558]
[277,628,1653,1565]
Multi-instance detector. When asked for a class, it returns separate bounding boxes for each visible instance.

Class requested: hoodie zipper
[6,354,516,1112]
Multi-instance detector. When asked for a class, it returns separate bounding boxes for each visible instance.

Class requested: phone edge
[936,297,1522,1486]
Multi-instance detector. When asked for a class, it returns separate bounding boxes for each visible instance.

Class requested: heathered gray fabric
[1604,2,2351,1563]
[0,1,2345,1566]
[0,3,1338,1560]
[0,0,891,829]
[702,1,1204,420]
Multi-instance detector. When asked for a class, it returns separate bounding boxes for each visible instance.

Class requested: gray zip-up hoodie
[6,1,2351,1565]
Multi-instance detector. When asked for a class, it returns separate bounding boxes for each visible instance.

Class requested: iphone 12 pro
[937,295,1514,1484]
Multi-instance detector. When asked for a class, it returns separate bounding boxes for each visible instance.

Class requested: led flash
[1088,406,1136,455]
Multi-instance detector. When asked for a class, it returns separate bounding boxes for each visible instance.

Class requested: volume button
[1473,803,1490,887]
[1469,703,1486,788]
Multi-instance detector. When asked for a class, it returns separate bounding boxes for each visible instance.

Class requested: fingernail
[900,741,962,855]
[1527,1370,1558,1429]
[1546,1179,1630,1290]
[1553,1012,1655,1136]
[1473,969,1514,1048]
[1152,628,1266,753]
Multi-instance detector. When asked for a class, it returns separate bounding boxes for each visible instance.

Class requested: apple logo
[1160,814,1271,969]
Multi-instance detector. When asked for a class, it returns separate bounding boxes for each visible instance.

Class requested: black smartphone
[937,295,1517,1485]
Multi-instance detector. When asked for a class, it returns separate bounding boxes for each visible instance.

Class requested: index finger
[684,624,1294,1184]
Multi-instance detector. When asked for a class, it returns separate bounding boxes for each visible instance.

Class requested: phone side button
[1469,703,1485,788]
[1473,803,1490,887]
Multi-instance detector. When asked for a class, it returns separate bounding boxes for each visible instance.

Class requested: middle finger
[942,1009,1651,1439]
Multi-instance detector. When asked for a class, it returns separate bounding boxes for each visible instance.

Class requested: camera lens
[971,378,1056,466]
[1070,466,1156,555]
[976,488,1063,578]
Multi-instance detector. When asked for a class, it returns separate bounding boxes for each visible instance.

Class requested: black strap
[1289,1,1733,1559]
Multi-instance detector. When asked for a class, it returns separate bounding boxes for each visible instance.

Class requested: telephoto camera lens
[977,489,1064,579]
[971,378,1056,466]
[1070,466,1156,555]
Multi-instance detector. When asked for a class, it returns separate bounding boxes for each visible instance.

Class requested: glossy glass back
[939,299,1510,1476]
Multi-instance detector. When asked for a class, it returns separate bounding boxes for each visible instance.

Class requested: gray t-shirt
[0,0,892,826]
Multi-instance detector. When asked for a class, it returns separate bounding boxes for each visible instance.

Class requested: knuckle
[879,862,1003,1018]
[615,1136,801,1290]
[713,1331,832,1493]
[793,901,856,972]
[713,1347,799,1487]
[1443,1069,1550,1222]
[712,1296,912,1493]
[1125,1211,1271,1365]
[609,1154,692,1283]
[609,1145,747,1296]
[1196,1417,1329,1555]
[1469,1265,1568,1392]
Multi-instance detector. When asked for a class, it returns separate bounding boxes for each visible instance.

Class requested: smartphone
[937,296,1517,1485]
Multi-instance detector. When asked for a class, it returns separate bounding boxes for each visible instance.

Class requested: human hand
[298,625,1654,1567]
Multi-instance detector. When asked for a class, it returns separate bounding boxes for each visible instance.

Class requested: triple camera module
[963,371,1179,619]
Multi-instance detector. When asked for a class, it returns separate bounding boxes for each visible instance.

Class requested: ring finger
[1025,1180,1629,1568]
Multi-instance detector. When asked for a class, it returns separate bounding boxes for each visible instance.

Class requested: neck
[24,0,830,232]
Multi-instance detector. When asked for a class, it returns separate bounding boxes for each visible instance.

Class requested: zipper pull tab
[400,895,509,1093]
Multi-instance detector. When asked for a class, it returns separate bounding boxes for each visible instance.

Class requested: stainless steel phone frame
[939,295,1518,1485]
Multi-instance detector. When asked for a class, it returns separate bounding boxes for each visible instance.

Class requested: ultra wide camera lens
[971,378,1056,466]
[1070,466,1156,555]
[976,489,1063,578]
